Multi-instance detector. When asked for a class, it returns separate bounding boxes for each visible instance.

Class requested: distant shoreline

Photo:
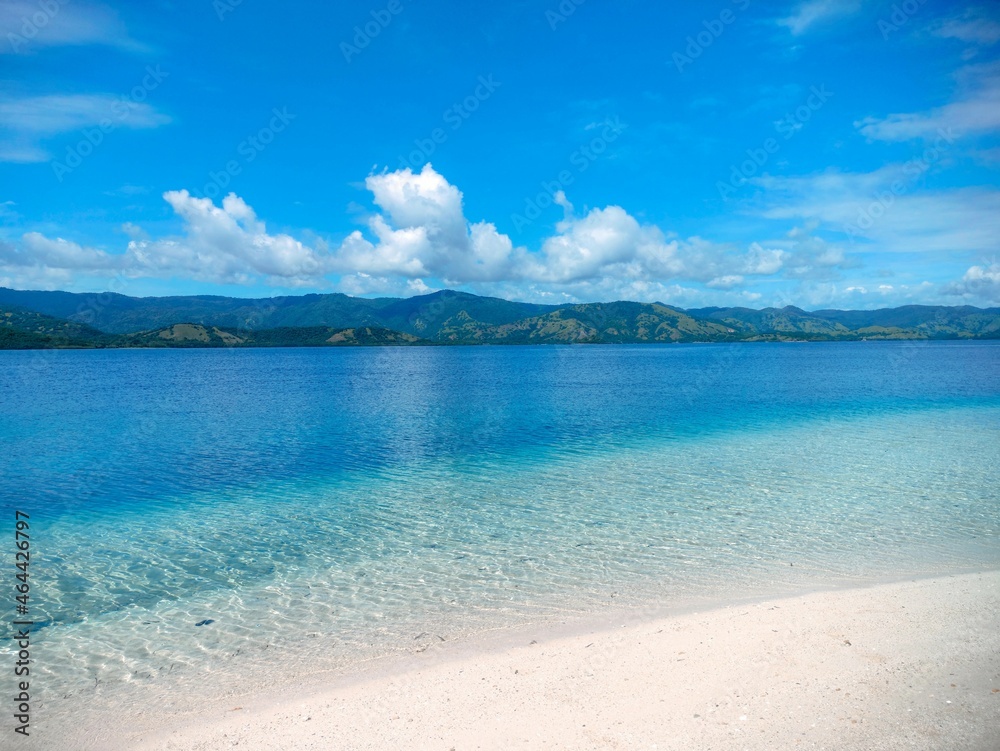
[3,287,998,349]
[2,324,1000,351]
[2,335,999,351]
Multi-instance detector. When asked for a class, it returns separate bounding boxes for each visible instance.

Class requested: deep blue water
[3,341,997,521]
[0,341,998,707]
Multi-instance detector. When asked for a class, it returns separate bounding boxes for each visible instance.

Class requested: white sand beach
[64,570,999,750]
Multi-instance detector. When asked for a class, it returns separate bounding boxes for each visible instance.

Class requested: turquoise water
[1,341,999,732]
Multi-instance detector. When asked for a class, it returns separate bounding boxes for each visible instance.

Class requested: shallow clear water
[1,341,998,733]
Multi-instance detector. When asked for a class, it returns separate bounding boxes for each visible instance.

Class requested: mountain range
[1,286,998,348]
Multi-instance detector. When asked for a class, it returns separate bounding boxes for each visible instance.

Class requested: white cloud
[0,94,169,134]
[1,2,141,54]
[0,200,20,222]
[774,234,856,281]
[471,278,765,309]
[943,262,1000,303]
[20,232,123,270]
[0,234,116,289]
[526,206,681,284]
[0,191,340,288]
[856,61,1000,141]
[2,165,987,310]
[332,165,784,292]
[706,275,744,289]
[337,273,436,298]
[752,168,1000,254]
[0,166,794,298]
[516,209,785,289]
[0,232,122,273]
[127,191,336,284]
[743,242,786,275]
[0,93,171,162]
[792,280,940,309]
[333,166,521,282]
[932,8,1000,46]
[0,141,48,162]
[777,0,862,35]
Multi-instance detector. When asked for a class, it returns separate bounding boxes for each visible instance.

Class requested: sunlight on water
[0,342,998,737]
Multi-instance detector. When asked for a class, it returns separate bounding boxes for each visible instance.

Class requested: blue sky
[1,0,999,309]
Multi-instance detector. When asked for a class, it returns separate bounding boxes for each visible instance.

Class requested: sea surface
[1,341,999,735]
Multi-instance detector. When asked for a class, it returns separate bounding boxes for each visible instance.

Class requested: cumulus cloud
[943,262,1000,303]
[527,206,681,284]
[20,232,123,270]
[126,191,336,285]
[0,165,911,305]
[0,232,124,288]
[790,280,940,309]
[330,165,786,294]
[706,275,744,290]
[0,190,340,288]
[776,233,859,282]
[337,274,436,298]
[0,236,97,288]
[333,166,522,282]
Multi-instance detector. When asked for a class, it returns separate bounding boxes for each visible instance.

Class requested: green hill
[686,305,852,338]
[0,306,110,348]
[436,301,739,343]
[810,305,1000,339]
[0,287,554,336]
[686,304,1000,340]
[1,288,998,349]
[116,323,427,348]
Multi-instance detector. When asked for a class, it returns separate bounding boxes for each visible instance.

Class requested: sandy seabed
[56,571,1000,750]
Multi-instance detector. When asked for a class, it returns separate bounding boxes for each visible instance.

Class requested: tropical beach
[3,342,999,749]
[3,0,1000,748]
[67,573,1000,750]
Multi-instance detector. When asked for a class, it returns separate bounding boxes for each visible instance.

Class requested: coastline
[63,570,1000,750]
[4,337,1000,352]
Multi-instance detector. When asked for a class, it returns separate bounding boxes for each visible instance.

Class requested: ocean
[2,341,998,735]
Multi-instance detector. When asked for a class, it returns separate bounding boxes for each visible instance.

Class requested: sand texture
[68,571,1000,750]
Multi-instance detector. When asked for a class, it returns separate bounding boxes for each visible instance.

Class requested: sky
[1,0,999,310]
